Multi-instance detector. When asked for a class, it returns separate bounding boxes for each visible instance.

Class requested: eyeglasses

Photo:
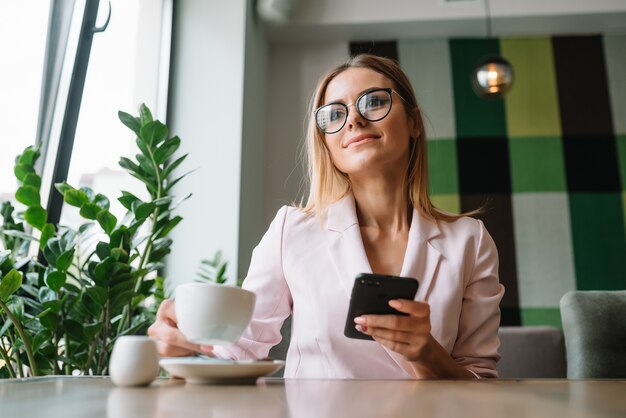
[314,88,409,134]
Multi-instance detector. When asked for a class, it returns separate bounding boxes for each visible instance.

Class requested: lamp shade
[471,55,514,99]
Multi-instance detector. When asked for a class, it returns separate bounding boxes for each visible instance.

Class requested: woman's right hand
[147,299,215,357]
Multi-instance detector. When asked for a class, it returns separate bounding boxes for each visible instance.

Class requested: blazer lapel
[400,208,442,302]
[326,194,372,296]
[384,208,443,377]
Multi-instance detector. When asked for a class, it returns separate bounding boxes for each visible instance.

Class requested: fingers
[388,299,429,317]
[353,300,432,360]
[148,299,213,357]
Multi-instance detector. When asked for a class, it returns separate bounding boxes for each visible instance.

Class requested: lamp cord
[485,0,492,38]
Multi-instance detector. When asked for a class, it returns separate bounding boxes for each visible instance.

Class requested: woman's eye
[365,95,387,108]
[330,109,345,121]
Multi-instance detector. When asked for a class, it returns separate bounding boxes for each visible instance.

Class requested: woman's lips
[344,134,380,148]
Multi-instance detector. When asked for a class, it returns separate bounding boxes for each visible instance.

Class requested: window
[59,0,171,228]
[0,0,51,202]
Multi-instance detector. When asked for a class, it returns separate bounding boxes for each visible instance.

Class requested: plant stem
[118,151,164,333]
[0,299,39,376]
[53,330,60,375]
[64,332,70,375]
[0,337,17,378]
[96,305,110,374]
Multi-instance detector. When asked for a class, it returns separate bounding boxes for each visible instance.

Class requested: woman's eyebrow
[324,86,386,105]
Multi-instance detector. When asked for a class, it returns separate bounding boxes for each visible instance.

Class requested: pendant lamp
[471,0,514,99]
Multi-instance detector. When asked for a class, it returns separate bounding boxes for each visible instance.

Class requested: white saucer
[159,357,285,385]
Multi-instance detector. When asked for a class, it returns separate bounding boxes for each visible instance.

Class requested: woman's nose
[346,104,367,130]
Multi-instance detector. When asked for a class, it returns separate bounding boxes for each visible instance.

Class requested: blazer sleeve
[451,219,505,378]
[212,206,292,360]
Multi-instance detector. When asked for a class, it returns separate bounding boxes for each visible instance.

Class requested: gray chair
[560,290,626,378]
[497,326,567,378]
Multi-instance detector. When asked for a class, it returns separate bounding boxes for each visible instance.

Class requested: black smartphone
[344,273,419,340]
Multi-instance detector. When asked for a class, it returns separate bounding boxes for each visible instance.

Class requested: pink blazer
[213,194,505,378]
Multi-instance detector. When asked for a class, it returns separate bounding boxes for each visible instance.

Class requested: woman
[149,54,504,379]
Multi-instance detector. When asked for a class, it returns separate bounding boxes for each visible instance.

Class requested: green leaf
[154,136,180,164]
[38,287,56,304]
[45,271,66,292]
[109,227,128,249]
[134,202,156,221]
[60,229,76,251]
[135,137,151,159]
[85,286,108,306]
[64,189,89,207]
[118,110,141,135]
[39,223,55,250]
[15,186,40,206]
[14,163,34,182]
[63,319,86,343]
[118,191,140,211]
[136,153,154,174]
[162,153,188,180]
[119,157,142,175]
[43,238,61,266]
[39,312,58,331]
[93,194,110,210]
[110,248,128,263]
[96,241,111,260]
[0,269,22,302]
[81,186,95,201]
[94,258,113,282]
[139,120,168,146]
[22,173,42,191]
[97,210,117,235]
[2,229,36,241]
[0,250,10,266]
[79,222,95,234]
[54,182,74,195]
[24,206,47,230]
[55,249,75,272]
[18,147,39,166]
[84,323,103,340]
[79,203,101,220]
[139,103,153,125]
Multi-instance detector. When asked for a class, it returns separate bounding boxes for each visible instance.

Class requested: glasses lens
[316,104,347,133]
[357,90,392,121]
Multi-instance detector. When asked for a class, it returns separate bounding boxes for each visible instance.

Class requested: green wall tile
[617,135,626,191]
[569,193,626,290]
[449,39,507,138]
[509,136,567,192]
[427,138,458,194]
[521,307,563,329]
[603,35,626,135]
[399,39,456,140]
[501,37,561,137]
[431,194,460,214]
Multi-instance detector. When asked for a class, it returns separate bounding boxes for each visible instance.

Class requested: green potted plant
[0,104,189,377]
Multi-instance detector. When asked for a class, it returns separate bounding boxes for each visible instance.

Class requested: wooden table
[1,377,625,417]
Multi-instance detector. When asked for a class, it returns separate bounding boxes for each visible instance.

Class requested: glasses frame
[314,88,410,134]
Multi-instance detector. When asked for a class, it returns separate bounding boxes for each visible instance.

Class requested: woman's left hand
[354,299,433,362]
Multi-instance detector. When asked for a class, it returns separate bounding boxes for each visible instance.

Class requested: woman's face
[321,67,417,178]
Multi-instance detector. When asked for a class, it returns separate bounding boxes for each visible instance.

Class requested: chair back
[497,326,566,378]
[560,290,626,378]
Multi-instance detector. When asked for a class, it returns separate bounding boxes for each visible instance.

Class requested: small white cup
[109,336,160,387]
[175,282,256,345]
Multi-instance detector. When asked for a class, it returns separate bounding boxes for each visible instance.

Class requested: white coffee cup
[175,282,256,345]
[109,336,160,387]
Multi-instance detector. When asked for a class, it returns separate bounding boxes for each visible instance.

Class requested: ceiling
[262,0,626,43]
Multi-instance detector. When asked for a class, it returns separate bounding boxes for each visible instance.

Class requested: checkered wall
[350,35,626,327]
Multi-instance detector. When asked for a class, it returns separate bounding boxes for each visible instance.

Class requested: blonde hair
[299,54,473,222]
